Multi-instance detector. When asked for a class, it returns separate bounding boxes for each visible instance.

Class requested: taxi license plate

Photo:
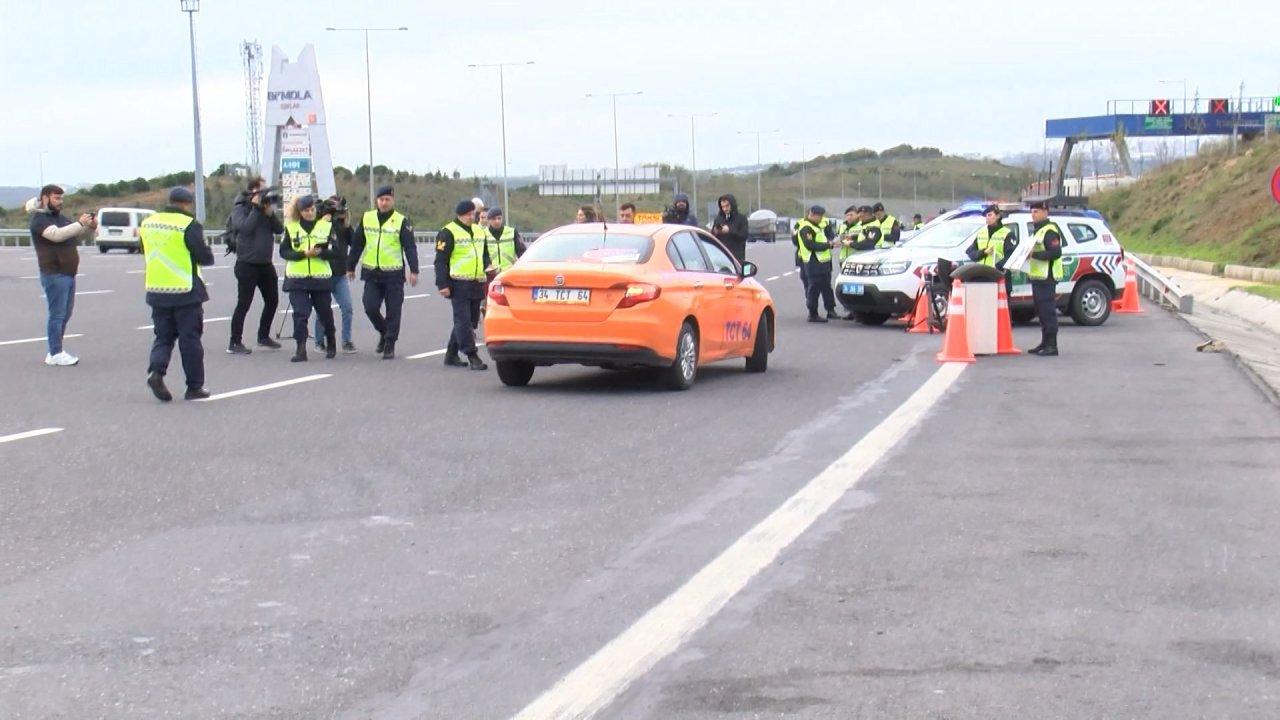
[533,287,590,304]
[840,283,864,295]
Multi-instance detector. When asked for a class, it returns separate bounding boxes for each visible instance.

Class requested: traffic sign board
[1271,166,1280,205]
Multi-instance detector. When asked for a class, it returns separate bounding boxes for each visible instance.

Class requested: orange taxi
[484,223,776,390]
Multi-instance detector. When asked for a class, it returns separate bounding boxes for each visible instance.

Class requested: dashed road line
[406,342,486,360]
[0,334,84,347]
[512,362,967,720]
[74,290,113,296]
[765,275,780,282]
[405,293,432,299]
[195,374,332,402]
[0,428,64,445]
[137,316,230,331]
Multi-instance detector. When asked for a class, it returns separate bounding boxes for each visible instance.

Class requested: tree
[334,166,353,180]
[130,177,150,193]
[452,169,461,180]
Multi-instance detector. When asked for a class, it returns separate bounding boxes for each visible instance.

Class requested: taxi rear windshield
[522,233,654,264]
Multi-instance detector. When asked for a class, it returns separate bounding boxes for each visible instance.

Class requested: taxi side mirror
[740,261,758,278]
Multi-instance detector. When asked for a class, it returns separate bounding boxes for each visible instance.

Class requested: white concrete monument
[260,45,336,202]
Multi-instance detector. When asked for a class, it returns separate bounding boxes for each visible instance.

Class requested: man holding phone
[711,193,748,263]
[29,184,95,366]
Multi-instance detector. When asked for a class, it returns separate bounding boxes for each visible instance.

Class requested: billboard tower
[260,45,336,204]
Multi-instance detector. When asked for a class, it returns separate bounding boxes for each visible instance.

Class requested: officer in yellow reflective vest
[1026,199,1064,356]
[912,213,924,230]
[796,205,840,323]
[872,202,901,248]
[346,185,419,359]
[141,187,215,402]
[836,205,862,263]
[434,199,490,370]
[280,195,337,363]
[967,204,1015,297]
[482,207,526,278]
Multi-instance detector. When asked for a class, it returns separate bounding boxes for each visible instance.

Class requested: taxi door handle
[692,280,703,288]
[723,278,736,288]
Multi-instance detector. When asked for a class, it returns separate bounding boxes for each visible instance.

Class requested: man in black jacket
[711,194,748,263]
[662,193,699,227]
[227,178,283,354]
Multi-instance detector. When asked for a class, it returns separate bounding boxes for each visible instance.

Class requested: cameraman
[314,195,356,354]
[227,177,284,354]
[661,192,699,227]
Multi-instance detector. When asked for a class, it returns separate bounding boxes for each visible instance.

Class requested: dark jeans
[40,273,75,355]
[447,280,485,355]
[1032,280,1058,343]
[148,303,204,389]
[289,289,335,341]
[804,266,835,315]
[230,261,279,343]
[362,278,405,342]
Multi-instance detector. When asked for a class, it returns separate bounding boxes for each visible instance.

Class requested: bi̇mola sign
[260,45,335,200]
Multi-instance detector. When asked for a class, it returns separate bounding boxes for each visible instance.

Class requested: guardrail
[1130,254,1194,314]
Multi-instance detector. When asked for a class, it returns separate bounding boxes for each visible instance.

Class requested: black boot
[381,339,396,360]
[375,335,386,354]
[443,350,467,367]
[807,312,827,323]
[291,340,307,362]
[467,352,489,371]
[1038,332,1059,357]
[325,332,337,359]
[1027,344,1045,355]
[147,371,172,402]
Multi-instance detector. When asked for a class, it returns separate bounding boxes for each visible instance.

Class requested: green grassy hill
[1094,136,1280,268]
[1,146,1032,232]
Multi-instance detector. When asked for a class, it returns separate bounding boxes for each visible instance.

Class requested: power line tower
[241,40,263,172]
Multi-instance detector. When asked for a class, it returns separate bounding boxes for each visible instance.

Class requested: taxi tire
[1069,278,1112,326]
[662,321,698,391]
[496,360,535,387]
[745,312,770,373]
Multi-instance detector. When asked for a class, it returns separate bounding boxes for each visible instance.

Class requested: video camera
[319,195,349,220]
[257,186,284,208]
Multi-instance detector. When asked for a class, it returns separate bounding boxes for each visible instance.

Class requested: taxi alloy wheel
[663,322,698,391]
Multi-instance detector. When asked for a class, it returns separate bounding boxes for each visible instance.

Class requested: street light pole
[669,112,717,217]
[470,61,534,223]
[737,129,778,212]
[180,0,206,222]
[327,26,409,208]
[586,90,642,215]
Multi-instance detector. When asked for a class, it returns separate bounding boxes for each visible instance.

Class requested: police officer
[1026,199,1064,356]
[796,205,839,323]
[141,187,215,402]
[435,200,490,370]
[967,204,1015,297]
[482,207,526,278]
[280,195,337,362]
[872,202,901,248]
[836,205,862,264]
[347,185,418,359]
[857,205,882,249]
[912,213,924,230]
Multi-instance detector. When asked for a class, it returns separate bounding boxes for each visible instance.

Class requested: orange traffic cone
[995,283,1021,355]
[906,287,934,334]
[936,280,975,364]
[1112,257,1144,314]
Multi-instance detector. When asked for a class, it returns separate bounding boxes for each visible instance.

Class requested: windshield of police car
[903,218,983,249]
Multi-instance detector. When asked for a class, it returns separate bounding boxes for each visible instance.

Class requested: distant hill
[1093,135,1280,268]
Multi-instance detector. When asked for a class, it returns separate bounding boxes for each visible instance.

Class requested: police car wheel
[853,311,891,326]
[1070,278,1112,326]
[662,322,698,391]
[496,360,535,387]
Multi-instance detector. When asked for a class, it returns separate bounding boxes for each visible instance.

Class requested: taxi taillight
[487,281,509,306]
[617,283,661,309]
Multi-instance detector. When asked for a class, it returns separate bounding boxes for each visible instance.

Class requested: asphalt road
[1,239,1277,719]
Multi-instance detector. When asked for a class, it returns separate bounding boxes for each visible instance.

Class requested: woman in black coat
[711,193,749,263]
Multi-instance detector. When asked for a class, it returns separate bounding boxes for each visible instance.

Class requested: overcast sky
[4,0,1278,186]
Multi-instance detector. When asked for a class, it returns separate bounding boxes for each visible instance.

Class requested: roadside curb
[1171,310,1280,410]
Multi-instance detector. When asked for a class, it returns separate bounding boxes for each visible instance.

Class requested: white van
[94,207,155,253]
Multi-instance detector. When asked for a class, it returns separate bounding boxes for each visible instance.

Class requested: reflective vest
[975,224,1011,268]
[795,218,832,264]
[360,210,406,271]
[445,221,486,281]
[284,219,334,279]
[913,222,923,230]
[837,220,861,261]
[1028,222,1065,281]
[877,214,899,248]
[485,224,518,272]
[140,211,198,294]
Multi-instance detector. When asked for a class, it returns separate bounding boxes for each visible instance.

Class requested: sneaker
[44,351,79,366]
[147,371,172,402]
[314,339,326,353]
[342,341,356,354]
[257,337,282,350]
[227,342,252,355]
[184,387,212,401]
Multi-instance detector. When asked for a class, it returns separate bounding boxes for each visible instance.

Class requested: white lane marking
[136,316,230,331]
[406,342,485,360]
[0,334,84,347]
[513,362,967,720]
[405,293,432,299]
[0,428,64,444]
[196,374,331,402]
[765,275,780,282]
[74,290,113,296]
[19,275,38,280]
[783,270,795,277]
